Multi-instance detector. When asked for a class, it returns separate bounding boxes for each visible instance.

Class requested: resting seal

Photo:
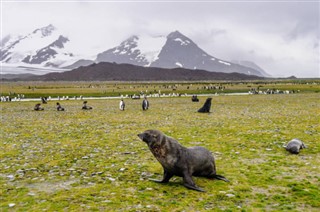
[284,139,306,154]
[198,98,212,113]
[138,129,229,192]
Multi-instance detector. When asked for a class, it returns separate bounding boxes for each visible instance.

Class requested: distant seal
[137,129,229,192]
[192,95,199,102]
[198,98,212,113]
[284,139,306,154]
[34,103,44,111]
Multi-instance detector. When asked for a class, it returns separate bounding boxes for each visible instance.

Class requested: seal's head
[290,146,299,154]
[138,130,163,146]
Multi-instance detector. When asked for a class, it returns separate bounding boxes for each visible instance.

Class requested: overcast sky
[1,0,319,77]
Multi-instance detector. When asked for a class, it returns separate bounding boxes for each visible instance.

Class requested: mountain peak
[1,25,268,77]
[32,24,56,37]
[119,35,138,47]
[167,30,185,39]
[166,30,193,47]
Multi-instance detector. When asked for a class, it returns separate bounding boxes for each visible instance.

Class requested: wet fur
[198,98,212,113]
[284,139,306,154]
[138,129,229,192]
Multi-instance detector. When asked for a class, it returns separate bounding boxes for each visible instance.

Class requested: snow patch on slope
[136,34,166,65]
[174,38,190,46]
[218,60,231,66]
[175,62,183,67]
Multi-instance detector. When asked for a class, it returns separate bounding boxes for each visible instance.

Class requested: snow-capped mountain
[1,25,269,77]
[96,34,166,66]
[0,24,79,69]
[94,31,266,76]
[22,35,71,67]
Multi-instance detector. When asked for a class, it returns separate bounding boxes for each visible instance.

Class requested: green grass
[1,92,319,211]
[1,80,319,98]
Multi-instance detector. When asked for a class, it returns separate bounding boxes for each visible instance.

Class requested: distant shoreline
[2,93,251,102]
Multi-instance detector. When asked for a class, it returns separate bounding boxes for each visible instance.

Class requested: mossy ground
[1,92,319,211]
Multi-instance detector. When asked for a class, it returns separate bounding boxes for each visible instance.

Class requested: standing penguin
[142,97,149,110]
[198,98,212,113]
[119,99,125,111]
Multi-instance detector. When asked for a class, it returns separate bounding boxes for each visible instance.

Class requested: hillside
[27,62,263,81]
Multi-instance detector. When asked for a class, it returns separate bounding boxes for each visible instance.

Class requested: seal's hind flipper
[210,174,230,182]
[184,183,205,192]
[183,174,205,192]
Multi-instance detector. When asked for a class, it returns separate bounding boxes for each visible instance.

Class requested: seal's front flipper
[149,170,173,183]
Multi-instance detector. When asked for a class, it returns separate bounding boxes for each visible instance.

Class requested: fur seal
[198,98,212,113]
[192,95,199,102]
[284,139,306,154]
[34,103,44,111]
[137,129,229,192]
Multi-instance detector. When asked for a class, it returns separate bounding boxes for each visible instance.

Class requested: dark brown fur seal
[138,129,229,192]
[284,139,306,154]
[198,98,212,113]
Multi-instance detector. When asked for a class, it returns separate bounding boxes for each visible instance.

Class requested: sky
[1,0,319,77]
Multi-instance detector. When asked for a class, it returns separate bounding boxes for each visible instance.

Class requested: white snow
[136,34,166,65]
[40,42,80,67]
[124,43,131,49]
[130,46,139,53]
[3,30,60,63]
[219,60,231,66]
[175,62,183,67]
[119,50,127,55]
[1,27,102,70]
[174,38,189,46]
[210,57,216,61]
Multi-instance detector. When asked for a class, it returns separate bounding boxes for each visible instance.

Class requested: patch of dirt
[251,185,289,196]
[24,179,80,193]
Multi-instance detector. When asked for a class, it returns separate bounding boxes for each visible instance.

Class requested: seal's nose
[137,133,144,140]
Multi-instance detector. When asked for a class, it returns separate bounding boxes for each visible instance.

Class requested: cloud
[1,1,319,77]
